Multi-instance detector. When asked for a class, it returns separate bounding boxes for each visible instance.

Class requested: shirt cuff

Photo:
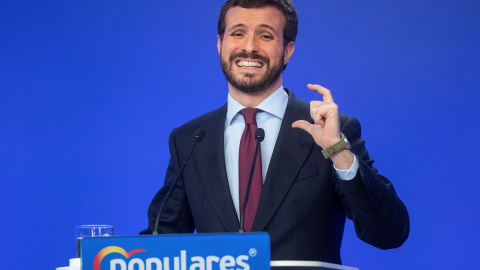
[333,153,359,181]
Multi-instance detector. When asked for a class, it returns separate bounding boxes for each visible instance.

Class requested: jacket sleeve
[333,116,410,249]
[140,128,195,235]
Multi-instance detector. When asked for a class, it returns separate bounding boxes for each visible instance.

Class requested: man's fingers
[292,120,313,135]
[312,110,326,126]
[307,84,334,103]
[310,100,325,107]
[310,103,338,125]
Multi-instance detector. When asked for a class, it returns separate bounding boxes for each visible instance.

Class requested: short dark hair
[217,0,298,47]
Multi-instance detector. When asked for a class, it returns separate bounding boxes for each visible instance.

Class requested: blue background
[1,0,479,269]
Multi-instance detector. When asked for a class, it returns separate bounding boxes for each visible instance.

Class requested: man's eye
[261,35,273,40]
[232,33,244,37]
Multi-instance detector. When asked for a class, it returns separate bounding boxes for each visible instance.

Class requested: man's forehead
[224,6,286,32]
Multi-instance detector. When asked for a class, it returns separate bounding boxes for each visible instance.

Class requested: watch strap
[322,133,351,159]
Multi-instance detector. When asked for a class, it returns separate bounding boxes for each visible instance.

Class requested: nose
[242,34,259,53]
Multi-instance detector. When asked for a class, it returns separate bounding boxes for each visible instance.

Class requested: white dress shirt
[224,86,359,218]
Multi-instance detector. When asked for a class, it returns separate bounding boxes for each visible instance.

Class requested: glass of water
[75,225,113,257]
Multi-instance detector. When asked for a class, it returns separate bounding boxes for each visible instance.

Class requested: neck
[228,78,282,108]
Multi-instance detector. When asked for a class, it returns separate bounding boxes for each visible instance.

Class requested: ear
[283,41,295,65]
[217,35,222,55]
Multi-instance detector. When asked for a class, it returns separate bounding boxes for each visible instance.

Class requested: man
[141,0,409,264]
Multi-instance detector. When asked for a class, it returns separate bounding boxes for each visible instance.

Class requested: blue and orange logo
[93,246,145,270]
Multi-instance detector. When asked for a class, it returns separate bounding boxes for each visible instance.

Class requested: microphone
[153,128,206,235]
[239,128,265,233]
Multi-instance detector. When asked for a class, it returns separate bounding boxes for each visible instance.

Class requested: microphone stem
[153,137,200,235]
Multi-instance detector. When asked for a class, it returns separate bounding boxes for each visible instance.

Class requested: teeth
[237,60,263,68]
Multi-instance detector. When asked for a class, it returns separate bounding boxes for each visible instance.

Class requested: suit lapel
[253,90,314,231]
[192,104,240,232]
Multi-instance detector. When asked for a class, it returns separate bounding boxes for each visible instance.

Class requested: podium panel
[271,260,358,270]
[80,233,270,270]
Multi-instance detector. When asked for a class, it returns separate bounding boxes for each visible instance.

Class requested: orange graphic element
[93,246,146,270]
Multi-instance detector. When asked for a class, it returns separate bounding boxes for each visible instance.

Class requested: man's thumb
[292,120,312,135]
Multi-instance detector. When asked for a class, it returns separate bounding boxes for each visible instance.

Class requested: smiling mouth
[236,60,264,69]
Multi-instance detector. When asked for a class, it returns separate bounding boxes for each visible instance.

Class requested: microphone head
[194,128,206,142]
[255,128,265,142]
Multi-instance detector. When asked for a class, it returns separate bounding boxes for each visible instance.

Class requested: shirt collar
[226,85,289,126]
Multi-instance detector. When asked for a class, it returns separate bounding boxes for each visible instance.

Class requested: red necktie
[238,108,263,232]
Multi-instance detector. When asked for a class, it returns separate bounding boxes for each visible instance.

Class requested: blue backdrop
[1,0,479,269]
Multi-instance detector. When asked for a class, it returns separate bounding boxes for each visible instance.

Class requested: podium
[271,261,358,270]
[80,233,358,270]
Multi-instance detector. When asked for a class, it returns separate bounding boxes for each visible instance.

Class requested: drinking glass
[75,225,113,257]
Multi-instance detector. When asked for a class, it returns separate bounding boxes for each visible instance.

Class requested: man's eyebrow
[227,23,246,31]
[258,24,278,34]
[227,23,278,34]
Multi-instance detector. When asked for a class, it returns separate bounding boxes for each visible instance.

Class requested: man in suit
[141,0,409,264]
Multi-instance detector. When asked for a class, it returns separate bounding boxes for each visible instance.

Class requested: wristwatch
[322,133,351,159]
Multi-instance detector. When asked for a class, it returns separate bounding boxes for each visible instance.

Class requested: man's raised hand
[292,84,342,149]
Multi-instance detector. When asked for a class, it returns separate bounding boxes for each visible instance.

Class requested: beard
[220,51,284,95]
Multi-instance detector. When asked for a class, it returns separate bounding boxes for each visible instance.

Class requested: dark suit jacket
[141,89,409,264]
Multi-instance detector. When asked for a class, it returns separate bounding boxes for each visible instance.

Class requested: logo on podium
[81,233,270,270]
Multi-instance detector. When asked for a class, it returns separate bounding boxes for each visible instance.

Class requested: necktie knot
[239,108,262,125]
